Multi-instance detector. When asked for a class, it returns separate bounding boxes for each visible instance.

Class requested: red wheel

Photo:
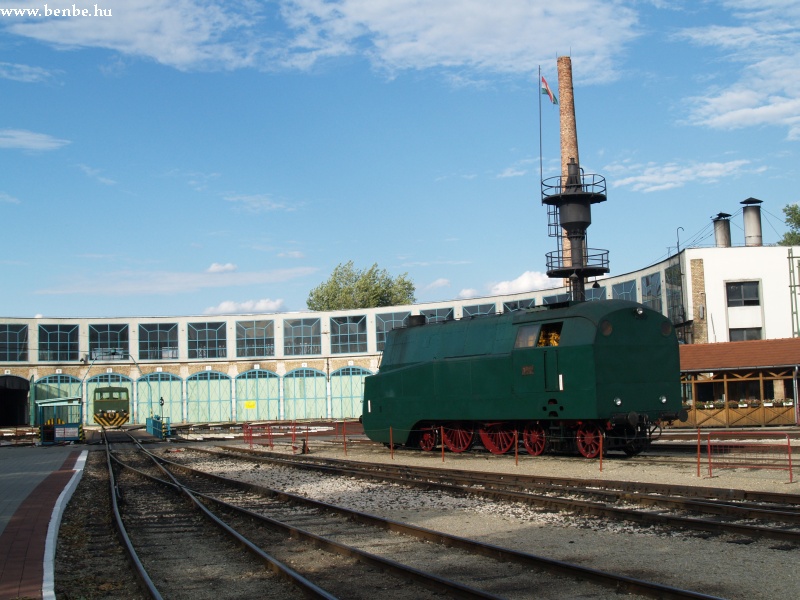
[478,423,515,455]
[418,427,438,451]
[522,422,546,456]
[442,422,475,453]
[576,423,603,458]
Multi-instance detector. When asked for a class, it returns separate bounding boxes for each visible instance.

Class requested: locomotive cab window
[537,322,562,347]
[514,324,540,348]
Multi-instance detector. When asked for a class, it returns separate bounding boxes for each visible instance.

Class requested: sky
[1,0,798,318]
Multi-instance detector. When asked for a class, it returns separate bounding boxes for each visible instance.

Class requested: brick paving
[0,448,82,600]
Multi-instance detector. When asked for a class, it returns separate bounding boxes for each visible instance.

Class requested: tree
[778,204,800,246]
[306,260,416,310]
[306,261,416,311]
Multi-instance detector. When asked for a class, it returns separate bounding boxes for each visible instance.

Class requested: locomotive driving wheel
[522,422,546,456]
[576,423,603,458]
[418,427,438,451]
[478,423,515,455]
[442,422,475,453]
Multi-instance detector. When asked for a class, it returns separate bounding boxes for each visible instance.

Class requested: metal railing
[541,172,606,200]
[698,430,794,482]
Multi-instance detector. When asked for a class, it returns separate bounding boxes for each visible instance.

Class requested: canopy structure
[36,397,84,444]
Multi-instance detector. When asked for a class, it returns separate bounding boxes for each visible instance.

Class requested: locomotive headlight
[659,395,667,404]
[613,397,622,406]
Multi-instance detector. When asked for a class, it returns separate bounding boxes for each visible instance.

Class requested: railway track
[210,445,800,544]
[104,430,321,599]
[108,435,725,600]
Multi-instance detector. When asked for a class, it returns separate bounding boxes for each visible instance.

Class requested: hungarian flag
[541,76,557,105]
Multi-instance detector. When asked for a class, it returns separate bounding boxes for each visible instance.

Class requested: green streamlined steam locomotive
[362,299,687,458]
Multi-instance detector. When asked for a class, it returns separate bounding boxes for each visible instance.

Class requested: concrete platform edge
[42,450,87,600]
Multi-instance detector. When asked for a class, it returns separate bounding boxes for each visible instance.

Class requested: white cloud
[424,277,450,291]
[607,159,759,193]
[497,167,527,178]
[204,298,285,315]
[401,259,470,267]
[3,1,639,81]
[676,3,800,139]
[489,271,560,295]
[458,288,479,299]
[0,62,58,83]
[207,262,238,273]
[279,250,305,258]
[0,192,21,204]
[37,266,317,296]
[280,0,638,81]
[224,193,292,213]
[78,164,116,185]
[0,129,70,151]
[5,1,263,71]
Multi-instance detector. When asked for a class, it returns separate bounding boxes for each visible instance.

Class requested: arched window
[35,374,81,401]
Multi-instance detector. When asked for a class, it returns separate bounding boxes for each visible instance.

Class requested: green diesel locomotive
[92,386,130,427]
[362,299,687,457]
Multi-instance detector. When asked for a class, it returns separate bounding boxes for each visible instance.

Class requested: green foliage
[306,261,416,311]
[778,204,800,246]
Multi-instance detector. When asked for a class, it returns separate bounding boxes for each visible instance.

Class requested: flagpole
[538,65,543,199]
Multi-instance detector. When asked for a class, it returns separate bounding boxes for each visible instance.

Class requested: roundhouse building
[1,202,799,429]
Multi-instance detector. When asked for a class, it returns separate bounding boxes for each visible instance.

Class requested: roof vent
[741,197,763,247]
[712,212,732,248]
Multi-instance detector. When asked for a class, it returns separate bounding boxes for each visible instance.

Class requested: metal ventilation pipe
[713,213,732,248]
[741,197,763,246]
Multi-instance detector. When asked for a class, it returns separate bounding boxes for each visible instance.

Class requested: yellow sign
[244,401,256,410]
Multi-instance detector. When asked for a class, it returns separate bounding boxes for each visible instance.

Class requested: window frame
[726,281,760,308]
[236,320,275,358]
